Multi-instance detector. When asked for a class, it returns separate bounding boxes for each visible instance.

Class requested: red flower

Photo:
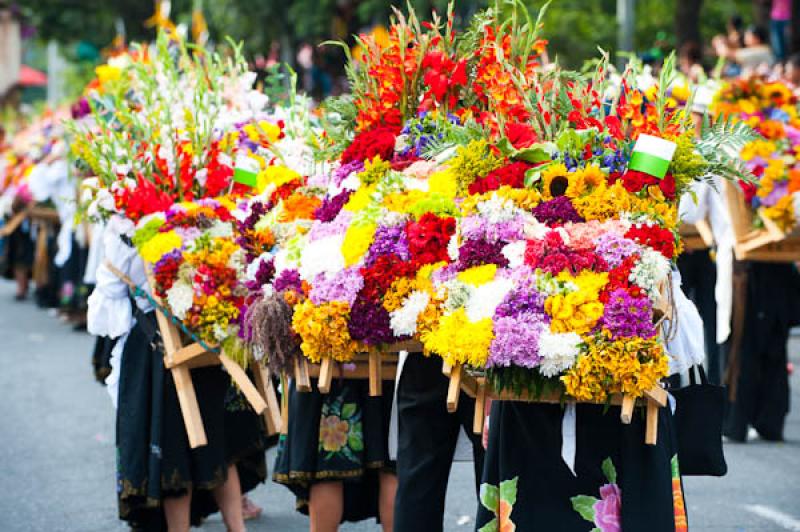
[360,254,417,302]
[625,225,676,259]
[405,213,456,265]
[600,256,643,302]
[659,173,676,200]
[621,169,658,194]
[739,180,757,204]
[421,51,468,108]
[341,127,398,164]
[504,122,537,149]
[468,161,531,195]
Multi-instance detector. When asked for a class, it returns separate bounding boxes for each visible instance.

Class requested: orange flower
[279,194,321,222]
[319,416,349,452]
[499,500,516,532]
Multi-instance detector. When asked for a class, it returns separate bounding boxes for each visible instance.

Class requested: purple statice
[601,288,657,339]
[488,316,545,368]
[456,238,509,270]
[246,258,275,291]
[364,224,410,267]
[332,160,364,187]
[494,288,546,319]
[309,267,364,305]
[431,262,459,285]
[461,215,525,243]
[593,233,640,269]
[273,269,303,293]
[761,180,788,208]
[348,296,399,345]
[314,190,352,222]
[532,196,584,226]
[307,210,353,241]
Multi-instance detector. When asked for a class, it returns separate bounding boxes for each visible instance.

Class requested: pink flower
[593,483,622,532]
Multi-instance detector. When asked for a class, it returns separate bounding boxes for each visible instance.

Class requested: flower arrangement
[712,77,800,231]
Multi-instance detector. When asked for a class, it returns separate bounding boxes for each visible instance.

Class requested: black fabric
[91,335,117,383]
[672,366,728,476]
[724,262,799,441]
[678,249,720,383]
[394,353,485,532]
[475,401,685,532]
[273,378,395,524]
[2,218,34,277]
[116,311,268,529]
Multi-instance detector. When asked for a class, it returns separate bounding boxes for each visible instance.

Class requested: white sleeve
[678,182,710,224]
[665,271,706,375]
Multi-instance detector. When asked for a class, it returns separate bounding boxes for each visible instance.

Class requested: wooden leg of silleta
[620,394,635,424]
[294,357,311,392]
[219,353,267,414]
[645,399,659,445]
[171,365,208,448]
[252,364,282,436]
[318,356,334,394]
[472,378,486,435]
[368,349,382,397]
[447,364,462,413]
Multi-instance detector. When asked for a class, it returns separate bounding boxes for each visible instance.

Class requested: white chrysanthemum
[537,331,582,377]
[477,193,520,223]
[523,216,550,240]
[207,220,234,239]
[630,248,670,301]
[447,231,460,262]
[466,278,514,321]
[443,280,473,312]
[166,282,194,320]
[792,192,800,220]
[390,290,430,337]
[298,234,345,281]
[501,241,527,269]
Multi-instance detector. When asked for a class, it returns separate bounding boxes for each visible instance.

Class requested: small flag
[628,134,677,179]
[233,155,259,187]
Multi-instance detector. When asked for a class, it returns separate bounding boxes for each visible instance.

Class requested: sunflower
[541,163,570,200]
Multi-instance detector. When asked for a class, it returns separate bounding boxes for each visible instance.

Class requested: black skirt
[475,401,687,532]
[273,378,395,523]
[116,311,268,529]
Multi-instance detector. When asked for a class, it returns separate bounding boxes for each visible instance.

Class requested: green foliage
[696,114,761,183]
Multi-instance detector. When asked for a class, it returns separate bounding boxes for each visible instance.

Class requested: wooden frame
[724,180,800,262]
[679,219,714,251]
[297,340,422,396]
[106,261,280,448]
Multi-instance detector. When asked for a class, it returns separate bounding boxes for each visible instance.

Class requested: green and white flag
[233,155,260,187]
[628,134,677,179]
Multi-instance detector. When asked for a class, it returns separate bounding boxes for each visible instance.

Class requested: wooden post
[219,353,267,414]
[447,363,462,413]
[294,357,311,392]
[32,222,50,287]
[620,394,635,424]
[280,373,289,436]
[252,363,282,436]
[645,399,659,445]
[472,378,487,435]
[368,349,382,397]
[318,356,334,393]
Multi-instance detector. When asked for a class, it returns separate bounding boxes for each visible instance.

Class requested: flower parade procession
[11,0,800,531]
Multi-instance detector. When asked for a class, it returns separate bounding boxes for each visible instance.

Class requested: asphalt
[0,278,798,531]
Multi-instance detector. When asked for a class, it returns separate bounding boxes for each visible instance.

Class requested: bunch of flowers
[712,77,800,231]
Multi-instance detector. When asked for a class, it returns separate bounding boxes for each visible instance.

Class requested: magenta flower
[592,483,622,532]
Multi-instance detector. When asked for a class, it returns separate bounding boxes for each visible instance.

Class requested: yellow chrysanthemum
[257,165,301,193]
[457,264,498,286]
[344,184,377,212]
[421,308,494,367]
[545,271,608,334]
[341,223,376,266]
[139,231,183,264]
[383,190,426,213]
[428,169,458,198]
[358,156,392,186]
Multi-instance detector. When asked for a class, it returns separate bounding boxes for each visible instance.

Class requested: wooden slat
[473,379,487,435]
[317,356,334,394]
[620,394,635,424]
[294,357,311,392]
[368,349,382,396]
[280,373,289,436]
[219,353,267,415]
[643,386,668,407]
[0,209,30,237]
[164,342,210,368]
[171,365,207,448]
[307,361,398,380]
[447,364,462,413]
[181,352,221,370]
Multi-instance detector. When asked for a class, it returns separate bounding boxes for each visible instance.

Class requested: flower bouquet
[712,77,800,261]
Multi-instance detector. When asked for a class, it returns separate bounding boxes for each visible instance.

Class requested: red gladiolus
[504,122,537,149]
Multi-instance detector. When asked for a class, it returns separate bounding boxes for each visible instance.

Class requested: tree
[675,0,703,48]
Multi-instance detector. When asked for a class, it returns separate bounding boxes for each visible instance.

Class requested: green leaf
[341,402,357,419]
[478,517,498,532]
[570,495,599,522]
[514,145,551,164]
[524,168,543,188]
[348,433,364,452]
[499,477,519,506]
[480,483,500,512]
[602,457,617,484]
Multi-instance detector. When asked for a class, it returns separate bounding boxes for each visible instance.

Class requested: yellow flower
[257,165,301,193]
[139,231,183,263]
[358,156,392,186]
[383,190,426,213]
[319,415,350,452]
[762,195,795,232]
[564,170,587,198]
[457,264,498,286]
[541,163,569,200]
[421,308,494,367]
[545,271,608,334]
[95,65,121,86]
[344,184,377,212]
[428,169,458,198]
[341,223,376,266]
[383,278,416,312]
[447,140,503,195]
[292,300,359,363]
[578,164,607,188]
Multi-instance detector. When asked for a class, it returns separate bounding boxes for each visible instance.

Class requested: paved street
[1,277,799,531]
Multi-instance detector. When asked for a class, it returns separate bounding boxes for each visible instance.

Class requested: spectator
[679,41,706,83]
[770,0,792,62]
[786,52,800,88]
[716,26,774,74]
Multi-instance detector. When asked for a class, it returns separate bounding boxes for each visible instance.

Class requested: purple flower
[332,160,364,187]
[364,224,410,267]
[309,267,364,305]
[761,180,788,208]
[246,258,276,291]
[601,288,656,339]
[593,483,622,532]
[274,269,302,293]
[495,288,546,319]
[314,190,352,222]
[488,315,545,368]
[461,215,525,243]
[308,210,353,241]
[457,238,509,270]
[348,296,400,345]
[593,233,640,269]
[532,196,584,226]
